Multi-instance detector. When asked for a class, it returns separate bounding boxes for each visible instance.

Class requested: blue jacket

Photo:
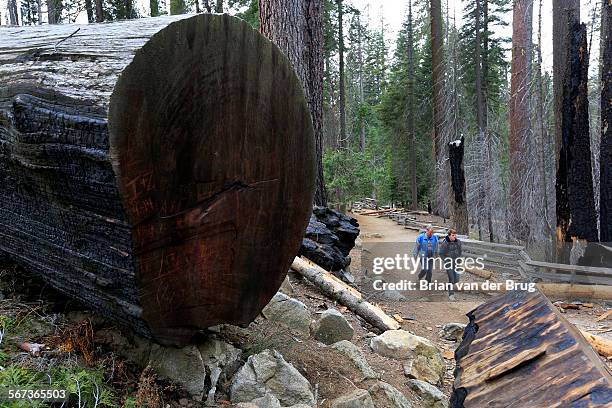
[413,233,439,258]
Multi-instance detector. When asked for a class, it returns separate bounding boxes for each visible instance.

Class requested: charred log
[451,290,612,407]
[0,15,315,346]
[299,207,359,271]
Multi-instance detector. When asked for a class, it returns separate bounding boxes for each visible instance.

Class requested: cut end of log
[107,14,316,343]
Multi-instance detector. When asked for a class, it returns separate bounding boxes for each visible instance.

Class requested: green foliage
[228,0,259,28]
[0,365,118,408]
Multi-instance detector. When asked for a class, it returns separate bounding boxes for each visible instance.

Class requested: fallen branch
[290,257,400,332]
[580,330,612,358]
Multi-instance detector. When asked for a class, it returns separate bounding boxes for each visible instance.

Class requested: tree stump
[0,14,315,345]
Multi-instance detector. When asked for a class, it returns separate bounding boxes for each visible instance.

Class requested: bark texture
[0,15,315,346]
[449,137,468,234]
[556,23,599,246]
[601,0,612,243]
[509,0,533,241]
[259,0,327,206]
[553,0,580,163]
[430,0,445,215]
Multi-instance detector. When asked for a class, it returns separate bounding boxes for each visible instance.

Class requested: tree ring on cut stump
[108,14,315,345]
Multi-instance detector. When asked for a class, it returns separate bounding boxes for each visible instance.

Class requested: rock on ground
[439,323,466,342]
[407,379,449,408]
[331,388,374,408]
[312,309,354,345]
[371,330,445,385]
[261,293,312,336]
[368,381,413,408]
[230,349,314,407]
[330,340,379,381]
[147,337,241,402]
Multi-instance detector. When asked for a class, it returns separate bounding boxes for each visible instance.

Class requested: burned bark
[449,137,468,235]
[0,15,315,346]
[299,207,359,271]
[556,23,599,248]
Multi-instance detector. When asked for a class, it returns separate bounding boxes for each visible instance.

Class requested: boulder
[331,388,374,408]
[230,349,314,407]
[371,330,445,386]
[147,337,241,402]
[439,323,466,342]
[262,293,312,336]
[312,309,354,345]
[403,355,445,386]
[148,345,207,401]
[330,340,379,381]
[368,381,412,408]
[279,277,295,296]
[370,330,441,361]
[407,380,448,408]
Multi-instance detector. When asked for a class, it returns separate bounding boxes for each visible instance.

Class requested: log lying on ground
[0,15,315,345]
[452,290,612,407]
[537,283,612,301]
[290,256,400,332]
[299,207,359,271]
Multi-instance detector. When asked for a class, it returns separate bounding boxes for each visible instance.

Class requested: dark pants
[446,268,459,295]
[418,257,434,283]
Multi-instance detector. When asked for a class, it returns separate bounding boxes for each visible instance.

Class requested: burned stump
[0,14,315,345]
[452,290,612,407]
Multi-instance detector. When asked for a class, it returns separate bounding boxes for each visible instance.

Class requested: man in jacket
[439,228,462,300]
[413,225,438,284]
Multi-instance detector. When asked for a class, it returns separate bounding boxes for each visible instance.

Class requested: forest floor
[0,212,610,407]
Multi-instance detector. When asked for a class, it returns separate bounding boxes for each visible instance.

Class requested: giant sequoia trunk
[555,23,599,251]
[601,0,612,244]
[0,14,315,346]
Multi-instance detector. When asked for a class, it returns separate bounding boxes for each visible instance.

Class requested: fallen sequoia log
[0,14,315,345]
[452,290,612,407]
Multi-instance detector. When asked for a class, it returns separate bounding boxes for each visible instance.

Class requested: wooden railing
[371,209,612,287]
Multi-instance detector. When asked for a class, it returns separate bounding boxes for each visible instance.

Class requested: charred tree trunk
[553,0,580,162]
[215,0,222,13]
[509,0,533,242]
[555,23,599,252]
[449,137,468,235]
[601,0,612,243]
[0,15,315,346]
[259,0,327,207]
[203,0,212,12]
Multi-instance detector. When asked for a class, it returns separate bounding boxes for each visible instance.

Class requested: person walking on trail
[440,228,462,301]
[413,225,438,284]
